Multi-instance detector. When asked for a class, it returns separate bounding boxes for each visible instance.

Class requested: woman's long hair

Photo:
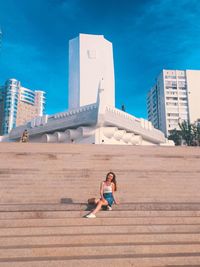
[106,172,117,191]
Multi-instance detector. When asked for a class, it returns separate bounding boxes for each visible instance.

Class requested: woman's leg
[88,198,99,205]
[92,199,108,215]
[90,199,100,212]
[94,198,100,204]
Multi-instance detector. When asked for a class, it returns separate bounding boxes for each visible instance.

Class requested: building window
[87,50,96,59]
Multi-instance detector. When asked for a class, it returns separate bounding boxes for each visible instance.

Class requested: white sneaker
[86,213,96,218]
[107,206,112,211]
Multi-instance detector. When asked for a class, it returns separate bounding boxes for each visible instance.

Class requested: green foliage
[192,124,200,146]
[178,121,193,146]
[169,121,200,146]
[168,129,182,146]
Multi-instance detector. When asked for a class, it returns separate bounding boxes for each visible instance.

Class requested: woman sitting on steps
[86,172,118,218]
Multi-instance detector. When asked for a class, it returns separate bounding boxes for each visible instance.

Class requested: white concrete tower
[68,33,115,109]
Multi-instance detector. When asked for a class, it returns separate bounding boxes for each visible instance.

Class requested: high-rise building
[0,78,45,135]
[147,70,200,136]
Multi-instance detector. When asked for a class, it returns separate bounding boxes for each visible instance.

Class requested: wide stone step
[1,254,200,267]
[1,233,200,247]
[2,216,200,228]
[2,210,200,219]
[3,196,200,205]
[1,172,199,178]
[1,243,200,259]
[1,224,200,237]
[2,203,200,212]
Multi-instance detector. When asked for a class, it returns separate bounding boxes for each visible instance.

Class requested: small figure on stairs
[86,172,118,218]
[20,129,29,143]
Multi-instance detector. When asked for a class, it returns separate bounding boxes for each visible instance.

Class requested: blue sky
[1,0,200,118]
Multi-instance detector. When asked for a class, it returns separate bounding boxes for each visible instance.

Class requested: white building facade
[147,70,200,136]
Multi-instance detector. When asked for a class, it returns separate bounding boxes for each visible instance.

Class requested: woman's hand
[101,197,106,202]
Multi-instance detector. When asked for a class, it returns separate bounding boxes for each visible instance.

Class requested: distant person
[121,104,126,112]
[86,172,118,218]
[20,129,29,143]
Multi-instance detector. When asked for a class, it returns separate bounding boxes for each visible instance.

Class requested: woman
[86,172,118,218]
[20,129,29,143]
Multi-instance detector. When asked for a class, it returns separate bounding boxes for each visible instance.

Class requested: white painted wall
[68,34,115,109]
[0,135,10,142]
[159,70,167,135]
[186,70,200,123]
[68,37,80,109]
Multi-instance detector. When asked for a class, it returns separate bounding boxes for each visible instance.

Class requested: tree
[192,124,200,146]
[169,121,200,146]
[178,121,194,146]
[168,129,182,146]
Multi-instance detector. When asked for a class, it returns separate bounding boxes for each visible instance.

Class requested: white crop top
[103,182,113,193]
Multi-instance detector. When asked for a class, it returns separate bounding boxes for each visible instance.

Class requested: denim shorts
[103,193,114,206]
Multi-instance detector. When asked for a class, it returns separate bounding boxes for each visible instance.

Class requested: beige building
[0,79,45,135]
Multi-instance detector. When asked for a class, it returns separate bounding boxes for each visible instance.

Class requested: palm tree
[178,121,194,146]
[192,124,200,146]
[168,129,182,146]
[169,121,200,146]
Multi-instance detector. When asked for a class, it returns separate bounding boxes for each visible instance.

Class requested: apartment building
[147,70,200,136]
[0,78,45,135]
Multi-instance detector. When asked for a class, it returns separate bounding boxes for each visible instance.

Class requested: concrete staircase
[1,143,200,266]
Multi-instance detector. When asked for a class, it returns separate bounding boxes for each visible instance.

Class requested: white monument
[6,34,173,146]
[69,34,115,109]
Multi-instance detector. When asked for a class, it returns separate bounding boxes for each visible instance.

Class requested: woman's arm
[100,182,105,201]
[112,183,119,204]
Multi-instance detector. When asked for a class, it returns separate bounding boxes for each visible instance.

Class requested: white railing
[50,103,98,120]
